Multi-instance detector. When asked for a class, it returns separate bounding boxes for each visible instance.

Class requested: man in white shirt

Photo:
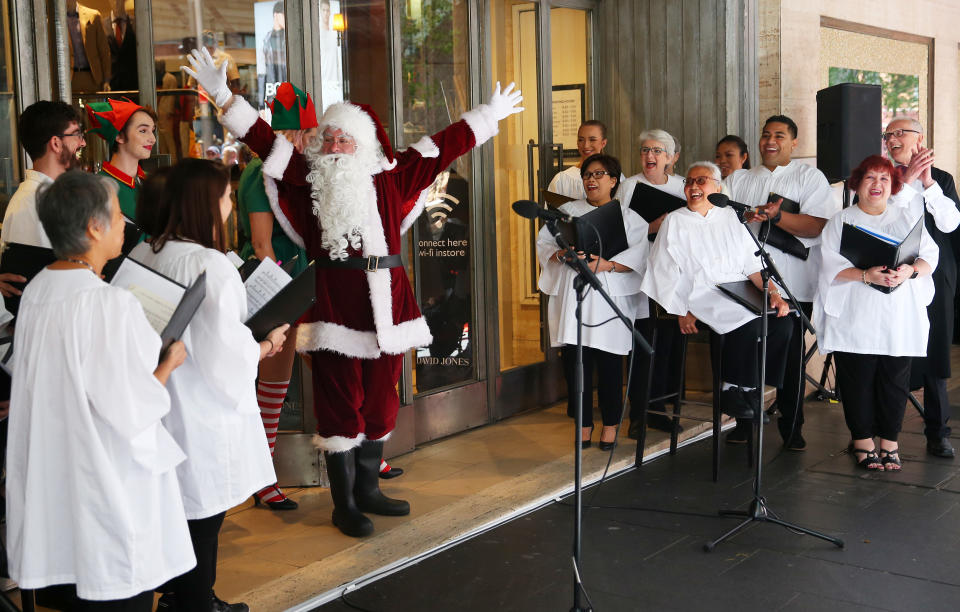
[884,117,960,458]
[546,120,609,200]
[2,101,86,248]
[725,115,840,449]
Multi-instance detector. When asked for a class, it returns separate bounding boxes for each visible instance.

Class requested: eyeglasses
[683,176,720,186]
[881,128,920,140]
[59,130,85,142]
[582,170,611,179]
[640,147,665,155]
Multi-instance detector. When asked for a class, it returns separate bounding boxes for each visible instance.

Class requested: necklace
[66,258,97,274]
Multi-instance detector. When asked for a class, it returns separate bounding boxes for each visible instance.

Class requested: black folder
[840,216,923,294]
[102,216,145,282]
[556,201,628,261]
[717,280,796,316]
[0,242,57,315]
[237,256,301,282]
[160,271,207,352]
[245,260,317,341]
[628,182,685,223]
[758,194,810,260]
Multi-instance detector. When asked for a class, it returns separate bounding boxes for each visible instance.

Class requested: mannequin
[108,0,138,91]
[66,0,112,92]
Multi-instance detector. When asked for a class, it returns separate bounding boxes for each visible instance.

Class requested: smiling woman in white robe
[6,171,194,608]
[130,159,289,611]
[815,155,937,473]
[640,162,794,428]
[537,154,648,450]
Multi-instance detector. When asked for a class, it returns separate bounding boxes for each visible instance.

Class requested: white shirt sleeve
[921,182,960,233]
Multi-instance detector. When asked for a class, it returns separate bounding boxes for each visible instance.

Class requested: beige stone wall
[759,0,960,178]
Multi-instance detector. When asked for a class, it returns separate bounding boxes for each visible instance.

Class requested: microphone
[707,193,754,215]
[512,200,575,224]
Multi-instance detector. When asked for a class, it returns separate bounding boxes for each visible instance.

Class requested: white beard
[304,148,380,260]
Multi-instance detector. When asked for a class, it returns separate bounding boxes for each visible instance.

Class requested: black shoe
[212,593,249,612]
[647,413,684,433]
[627,421,642,440]
[253,485,299,510]
[784,433,807,451]
[156,593,175,611]
[726,426,749,445]
[927,437,956,458]
[379,465,404,479]
[355,441,410,516]
[720,388,756,419]
[324,449,374,537]
[598,440,617,451]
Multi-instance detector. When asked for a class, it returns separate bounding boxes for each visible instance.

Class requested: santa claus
[184,48,523,537]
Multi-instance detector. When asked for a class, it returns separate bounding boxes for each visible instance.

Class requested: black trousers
[719,315,794,389]
[920,374,952,440]
[33,585,153,611]
[834,352,911,441]
[162,511,226,611]
[776,302,811,442]
[628,317,683,421]
[562,344,624,428]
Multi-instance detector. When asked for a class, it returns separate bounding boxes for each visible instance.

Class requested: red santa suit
[219,96,501,452]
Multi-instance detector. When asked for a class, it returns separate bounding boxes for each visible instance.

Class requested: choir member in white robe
[724,114,840,448]
[546,120,610,200]
[536,154,648,449]
[6,171,194,609]
[714,135,751,179]
[615,129,687,437]
[641,162,793,423]
[815,155,938,472]
[884,116,960,458]
[130,159,289,611]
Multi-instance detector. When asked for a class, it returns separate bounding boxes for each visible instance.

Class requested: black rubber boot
[324,449,374,537]
[355,440,410,516]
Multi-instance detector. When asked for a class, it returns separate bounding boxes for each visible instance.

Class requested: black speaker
[816,83,882,182]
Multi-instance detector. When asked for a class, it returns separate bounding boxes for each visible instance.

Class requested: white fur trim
[220,96,259,139]
[409,136,439,158]
[262,135,295,180]
[319,102,377,154]
[296,321,382,358]
[313,432,365,453]
[399,188,429,236]
[369,431,392,442]
[461,105,499,147]
[262,174,305,248]
[381,158,397,171]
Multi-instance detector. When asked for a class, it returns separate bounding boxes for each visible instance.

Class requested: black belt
[315,254,404,271]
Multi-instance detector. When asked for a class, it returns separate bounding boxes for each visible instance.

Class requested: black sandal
[879,448,902,471]
[852,447,884,471]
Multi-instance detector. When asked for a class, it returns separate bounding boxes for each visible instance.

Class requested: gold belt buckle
[366,255,380,271]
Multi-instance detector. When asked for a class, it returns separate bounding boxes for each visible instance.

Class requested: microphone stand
[704,215,843,552]
[543,218,652,611]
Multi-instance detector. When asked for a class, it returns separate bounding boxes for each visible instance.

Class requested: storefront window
[400,0,474,394]
[0,0,20,209]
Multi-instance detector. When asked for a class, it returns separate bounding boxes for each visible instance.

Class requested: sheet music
[110,258,185,335]
[244,257,292,317]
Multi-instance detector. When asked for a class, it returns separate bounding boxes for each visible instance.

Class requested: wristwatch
[910,269,919,279]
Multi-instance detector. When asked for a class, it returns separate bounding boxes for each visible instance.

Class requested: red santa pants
[310,349,404,446]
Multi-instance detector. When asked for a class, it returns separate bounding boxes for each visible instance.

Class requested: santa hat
[318,102,397,171]
[268,82,318,131]
[85,98,145,146]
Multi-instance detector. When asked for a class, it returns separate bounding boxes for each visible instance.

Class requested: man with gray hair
[884,116,960,458]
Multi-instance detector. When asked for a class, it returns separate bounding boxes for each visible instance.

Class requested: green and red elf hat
[85,98,146,146]
[268,83,318,131]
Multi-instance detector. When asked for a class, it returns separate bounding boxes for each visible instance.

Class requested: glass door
[489,0,593,417]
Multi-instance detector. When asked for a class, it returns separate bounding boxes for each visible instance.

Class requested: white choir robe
[725,160,840,301]
[547,165,587,200]
[890,179,960,233]
[617,173,686,211]
[0,170,54,249]
[815,204,939,356]
[6,268,195,600]
[537,200,649,355]
[130,241,275,520]
[640,206,762,335]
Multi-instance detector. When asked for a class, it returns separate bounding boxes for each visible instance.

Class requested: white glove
[181,48,231,108]
[487,82,524,121]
